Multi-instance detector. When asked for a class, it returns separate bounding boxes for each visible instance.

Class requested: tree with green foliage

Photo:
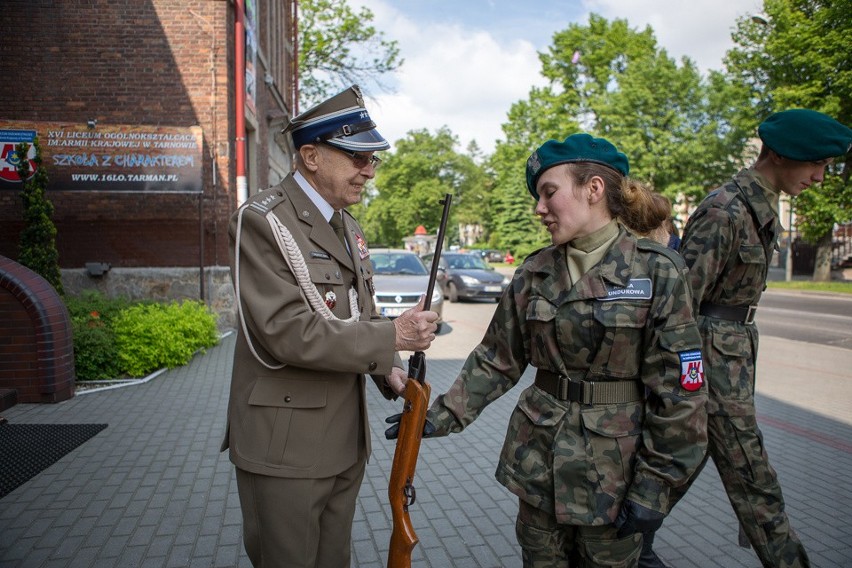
[354,127,489,248]
[489,91,569,258]
[489,14,750,260]
[297,0,403,107]
[725,0,851,280]
[15,138,64,295]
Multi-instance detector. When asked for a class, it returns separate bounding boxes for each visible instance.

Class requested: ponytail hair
[619,181,671,235]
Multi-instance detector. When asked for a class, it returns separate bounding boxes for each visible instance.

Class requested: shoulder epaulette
[635,238,685,268]
[245,186,288,216]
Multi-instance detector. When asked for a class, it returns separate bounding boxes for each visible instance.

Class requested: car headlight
[502,276,511,285]
[461,275,479,285]
[431,288,442,303]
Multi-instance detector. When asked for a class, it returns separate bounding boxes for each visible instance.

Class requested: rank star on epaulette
[679,349,704,392]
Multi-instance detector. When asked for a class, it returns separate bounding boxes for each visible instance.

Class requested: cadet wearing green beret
[401,132,708,567]
[645,109,851,568]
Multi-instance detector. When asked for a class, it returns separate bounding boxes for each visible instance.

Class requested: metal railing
[832,222,852,270]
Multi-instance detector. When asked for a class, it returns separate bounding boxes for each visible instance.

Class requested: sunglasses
[322,143,382,170]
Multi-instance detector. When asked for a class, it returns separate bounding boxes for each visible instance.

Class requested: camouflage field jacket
[679,168,779,417]
[428,226,708,525]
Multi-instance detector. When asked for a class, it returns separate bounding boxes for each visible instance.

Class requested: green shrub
[65,290,135,324]
[70,317,122,380]
[16,138,64,295]
[65,292,219,380]
[112,300,219,377]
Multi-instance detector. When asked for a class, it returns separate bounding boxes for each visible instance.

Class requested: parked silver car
[422,251,510,303]
[369,249,444,332]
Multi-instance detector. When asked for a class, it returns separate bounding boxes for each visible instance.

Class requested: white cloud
[346,0,763,154]
[353,0,545,153]
[581,0,763,72]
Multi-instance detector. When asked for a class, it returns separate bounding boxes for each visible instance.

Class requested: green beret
[758,109,852,161]
[525,133,629,200]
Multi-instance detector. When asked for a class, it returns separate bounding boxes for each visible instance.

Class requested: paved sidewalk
[1,324,851,567]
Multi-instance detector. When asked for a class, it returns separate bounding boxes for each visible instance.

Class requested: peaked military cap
[283,85,390,152]
[526,133,629,200]
[758,109,852,161]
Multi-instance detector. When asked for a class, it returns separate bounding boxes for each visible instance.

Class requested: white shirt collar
[294,170,336,222]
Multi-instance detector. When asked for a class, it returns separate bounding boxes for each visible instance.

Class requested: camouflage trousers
[676,322,810,568]
[699,413,810,568]
[515,500,642,567]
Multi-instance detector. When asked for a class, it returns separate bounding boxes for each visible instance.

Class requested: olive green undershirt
[565,219,619,286]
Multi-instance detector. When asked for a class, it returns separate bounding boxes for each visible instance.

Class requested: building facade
[0,0,297,326]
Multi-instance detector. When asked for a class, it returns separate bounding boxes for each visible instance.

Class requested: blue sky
[351,0,763,154]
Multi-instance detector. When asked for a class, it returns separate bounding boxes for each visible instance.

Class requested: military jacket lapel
[285,178,355,270]
[568,236,634,303]
[526,227,637,306]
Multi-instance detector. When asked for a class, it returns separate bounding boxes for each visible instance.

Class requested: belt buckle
[745,305,757,324]
[557,375,570,401]
[558,375,585,403]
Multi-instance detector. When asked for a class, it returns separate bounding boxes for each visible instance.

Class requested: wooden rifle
[387,193,452,568]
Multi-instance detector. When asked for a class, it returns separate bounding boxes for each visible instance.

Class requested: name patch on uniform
[310,251,331,260]
[679,350,705,392]
[597,278,652,301]
[355,233,370,260]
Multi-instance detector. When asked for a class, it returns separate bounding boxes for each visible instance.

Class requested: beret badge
[527,152,542,177]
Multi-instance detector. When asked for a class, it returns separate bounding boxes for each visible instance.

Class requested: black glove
[614,500,666,538]
[384,413,436,440]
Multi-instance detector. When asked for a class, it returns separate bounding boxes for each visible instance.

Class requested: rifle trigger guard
[404,478,416,510]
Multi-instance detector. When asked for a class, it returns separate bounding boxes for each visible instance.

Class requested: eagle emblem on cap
[528,151,541,175]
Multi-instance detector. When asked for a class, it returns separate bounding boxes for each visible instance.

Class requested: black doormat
[0,423,108,499]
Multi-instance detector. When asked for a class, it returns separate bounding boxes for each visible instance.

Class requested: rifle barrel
[423,194,453,312]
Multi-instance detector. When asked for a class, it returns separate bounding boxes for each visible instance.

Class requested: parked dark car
[369,249,443,332]
[422,252,510,303]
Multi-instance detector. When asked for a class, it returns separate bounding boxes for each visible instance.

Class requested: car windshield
[370,253,428,275]
[445,254,489,270]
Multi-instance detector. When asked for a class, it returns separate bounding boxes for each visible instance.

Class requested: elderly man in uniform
[642,109,852,568]
[223,85,439,568]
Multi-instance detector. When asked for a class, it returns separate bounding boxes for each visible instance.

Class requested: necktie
[329,211,348,251]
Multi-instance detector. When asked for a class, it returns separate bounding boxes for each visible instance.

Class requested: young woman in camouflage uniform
[412,134,709,567]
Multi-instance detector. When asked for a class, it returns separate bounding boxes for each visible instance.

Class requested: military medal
[324,291,337,310]
[355,233,370,259]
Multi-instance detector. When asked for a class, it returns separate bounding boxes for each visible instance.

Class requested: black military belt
[534,369,643,405]
[699,302,757,324]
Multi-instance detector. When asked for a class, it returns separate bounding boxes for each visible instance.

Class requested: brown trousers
[236,459,366,568]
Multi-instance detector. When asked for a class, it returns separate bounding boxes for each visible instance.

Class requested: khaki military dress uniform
[223,176,400,567]
[428,224,707,567]
[677,168,810,568]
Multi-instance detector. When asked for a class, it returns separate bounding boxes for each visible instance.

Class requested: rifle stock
[387,355,431,568]
[386,194,452,568]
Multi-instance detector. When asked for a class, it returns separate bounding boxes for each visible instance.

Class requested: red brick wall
[0,0,238,269]
[0,256,75,403]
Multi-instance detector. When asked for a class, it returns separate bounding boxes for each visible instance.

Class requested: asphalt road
[756,289,852,350]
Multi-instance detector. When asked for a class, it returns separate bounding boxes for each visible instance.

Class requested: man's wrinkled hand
[614,500,666,538]
[384,413,436,440]
[392,295,439,351]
